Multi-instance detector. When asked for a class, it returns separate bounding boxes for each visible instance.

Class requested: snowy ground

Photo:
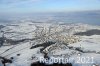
[0,22,100,66]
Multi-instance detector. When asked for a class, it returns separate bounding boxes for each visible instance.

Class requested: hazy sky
[0,0,100,13]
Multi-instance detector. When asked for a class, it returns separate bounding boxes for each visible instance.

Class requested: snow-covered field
[0,21,100,66]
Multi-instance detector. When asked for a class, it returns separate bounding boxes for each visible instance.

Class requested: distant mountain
[0,10,100,25]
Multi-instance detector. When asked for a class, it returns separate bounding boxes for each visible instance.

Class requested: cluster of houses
[50,35,81,44]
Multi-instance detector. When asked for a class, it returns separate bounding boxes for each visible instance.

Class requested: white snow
[69,35,100,53]
[0,22,100,66]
